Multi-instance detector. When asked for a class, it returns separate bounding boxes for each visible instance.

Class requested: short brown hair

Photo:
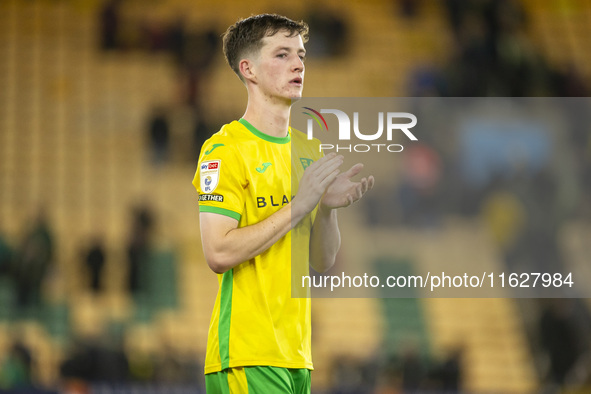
[222,14,309,81]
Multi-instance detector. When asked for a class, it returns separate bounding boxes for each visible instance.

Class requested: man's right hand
[291,153,344,218]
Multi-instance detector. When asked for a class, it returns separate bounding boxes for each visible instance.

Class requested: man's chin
[284,92,303,105]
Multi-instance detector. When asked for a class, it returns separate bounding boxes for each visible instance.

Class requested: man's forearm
[201,200,310,274]
[309,206,341,273]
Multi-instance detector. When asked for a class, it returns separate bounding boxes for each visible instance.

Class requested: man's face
[249,30,306,102]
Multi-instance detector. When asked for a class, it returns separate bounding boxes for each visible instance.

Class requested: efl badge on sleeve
[200,160,221,193]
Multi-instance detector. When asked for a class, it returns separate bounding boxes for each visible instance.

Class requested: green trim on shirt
[219,269,234,370]
[199,205,241,221]
[239,118,291,144]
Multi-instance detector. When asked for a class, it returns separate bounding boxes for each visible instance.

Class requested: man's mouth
[290,77,303,86]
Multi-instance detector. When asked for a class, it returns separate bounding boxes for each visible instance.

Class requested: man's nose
[293,57,304,72]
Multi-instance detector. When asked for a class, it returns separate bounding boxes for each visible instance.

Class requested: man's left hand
[320,163,374,209]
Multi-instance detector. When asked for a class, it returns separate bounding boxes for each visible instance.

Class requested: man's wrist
[289,199,307,224]
[317,203,336,217]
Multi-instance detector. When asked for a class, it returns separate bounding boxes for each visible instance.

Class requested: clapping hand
[320,162,374,209]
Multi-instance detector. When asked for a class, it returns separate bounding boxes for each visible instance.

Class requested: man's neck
[242,98,291,138]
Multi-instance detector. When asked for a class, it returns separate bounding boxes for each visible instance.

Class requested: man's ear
[239,58,256,83]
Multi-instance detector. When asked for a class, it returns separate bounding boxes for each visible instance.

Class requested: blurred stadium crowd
[0,0,590,393]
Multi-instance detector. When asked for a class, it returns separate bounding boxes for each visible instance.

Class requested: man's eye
[277,53,287,58]
[299,56,306,62]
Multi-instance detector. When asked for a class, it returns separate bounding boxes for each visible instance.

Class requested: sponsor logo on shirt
[199,194,224,202]
[204,144,224,155]
[257,195,293,208]
[300,158,313,169]
[256,162,272,173]
[200,160,221,193]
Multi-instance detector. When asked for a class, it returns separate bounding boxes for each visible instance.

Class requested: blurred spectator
[551,64,590,99]
[401,346,424,392]
[60,335,129,383]
[15,209,54,308]
[305,7,349,58]
[154,341,184,383]
[147,106,171,167]
[192,109,213,159]
[168,15,188,66]
[0,340,33,389]
[178,351,204,387]
[365,183,398,227]
[539,299,584,386]
[330,356,373,394]
[140,16,169,53]
[437,347,463,393]
[439,0,550,97]
[179,27,219,107]
[180,28,218,72]
[83,236,106,293]
[98,3,220,109]
[374,357,401,394]
[126,204,154,296]
[443,0,467,38]
[0,232,13,277]
[398,0,422,19]
[397,143,443,228]
[99,0,123,51]
[128,352,156,382]
[481,190,526,252]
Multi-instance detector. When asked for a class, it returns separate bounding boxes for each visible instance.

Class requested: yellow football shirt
[192,118,322,374]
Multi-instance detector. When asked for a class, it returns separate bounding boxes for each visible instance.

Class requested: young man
[192,14,374,393]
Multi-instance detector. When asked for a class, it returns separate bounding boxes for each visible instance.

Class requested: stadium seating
[1,0,590,391]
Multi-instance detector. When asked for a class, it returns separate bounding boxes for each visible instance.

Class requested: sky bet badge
[200,160,220,193]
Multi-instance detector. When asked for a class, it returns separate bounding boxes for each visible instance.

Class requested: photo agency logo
[302,106,418,152]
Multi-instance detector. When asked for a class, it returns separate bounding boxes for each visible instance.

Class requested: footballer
[192,14,374,393]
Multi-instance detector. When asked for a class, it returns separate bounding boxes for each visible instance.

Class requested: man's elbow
[310,256,336,274]
[204,251,235,274]
[207,261,228,274]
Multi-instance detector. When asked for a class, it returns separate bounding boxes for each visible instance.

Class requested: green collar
[239,118,290,144]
